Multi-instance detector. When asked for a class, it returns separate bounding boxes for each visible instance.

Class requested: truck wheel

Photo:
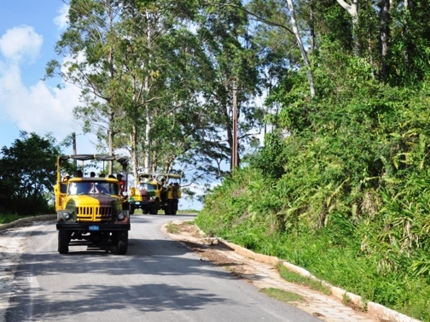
[173,200,178,215]
[114,231,128,255]
[150,204,158,215]
[129,204,135,215]
[169,202,177,215]
[58,230,69,254]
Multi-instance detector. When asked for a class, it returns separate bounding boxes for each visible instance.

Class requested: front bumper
[57,222,130,231]
[130,201,156,207]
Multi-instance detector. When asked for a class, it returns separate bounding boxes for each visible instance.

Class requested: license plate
[135,202,140,205]
[89,225,99,231]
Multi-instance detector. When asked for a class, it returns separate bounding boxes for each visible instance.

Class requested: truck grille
[76,206,113,222]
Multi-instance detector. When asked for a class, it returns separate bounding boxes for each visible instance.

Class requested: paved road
[5,214,321,322]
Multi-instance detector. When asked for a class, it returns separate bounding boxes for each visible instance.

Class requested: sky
[0,1,93,153]
[0,1,203,210]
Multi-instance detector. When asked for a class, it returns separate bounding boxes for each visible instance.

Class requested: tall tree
[46,0,122,174]
[0,132,61,215]
[196,0,262,172]
[114,0,210,181]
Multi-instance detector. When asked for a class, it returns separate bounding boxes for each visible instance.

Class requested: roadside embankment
[0,214,57,231]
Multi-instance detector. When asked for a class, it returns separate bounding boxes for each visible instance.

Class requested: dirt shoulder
[162,220,418,322]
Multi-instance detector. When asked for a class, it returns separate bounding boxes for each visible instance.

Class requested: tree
[46,0,124,174]
[48,0,219,185]
[195,0,262,172]
[0,132,61,216]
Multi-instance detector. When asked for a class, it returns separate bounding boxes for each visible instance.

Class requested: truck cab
[54,154,130,255]
[129,173,160,215]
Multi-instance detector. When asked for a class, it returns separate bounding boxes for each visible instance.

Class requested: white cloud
[54,4,69,30]
[0,26,42,63]
[0,63,79,138]
[0,25,96,153]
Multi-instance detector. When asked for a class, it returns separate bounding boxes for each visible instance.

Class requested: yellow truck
[54,154,130,255]
[129,173,160,215]
[129,173,182,215]
[159,174,182,215]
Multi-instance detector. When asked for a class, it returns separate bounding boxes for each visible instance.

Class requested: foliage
[0,212,21,224]
[0,132,60,216]
[249,130,288,179]
[275,263,331,296]
[197,39,430,320]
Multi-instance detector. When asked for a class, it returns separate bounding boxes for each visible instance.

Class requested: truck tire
[171,200,178,215]
[168,202,176,215]
[58,230,69,254]
[114,231,128,255]
[150,202,158,215]
[129,204,135,215]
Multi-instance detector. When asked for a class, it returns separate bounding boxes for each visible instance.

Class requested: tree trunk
[286,0,315,99]
[107,1,116,174]
[232,78,238,169]
[143,10,152,173]
[336,0,361,56]
[309,0,316,52]
[131,123,139,188]
[379,0,390,82]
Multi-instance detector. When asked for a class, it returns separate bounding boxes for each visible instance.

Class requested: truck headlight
[117,212,125,220]
[62,212,71,220]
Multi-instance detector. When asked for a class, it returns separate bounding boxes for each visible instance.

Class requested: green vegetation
[260,288,304,303]
[165,221,180,234]
[0,213,21,225]
[0,132,60,217]
[276,264,331,296]
[196,161,430,320]
[177,210,200,215]
[194,2,430,320]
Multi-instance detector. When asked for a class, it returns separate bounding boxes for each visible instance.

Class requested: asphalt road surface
[5,214,321,322]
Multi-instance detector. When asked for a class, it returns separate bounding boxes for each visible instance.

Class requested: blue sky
[0,1,92,153]
[0,1,205,210]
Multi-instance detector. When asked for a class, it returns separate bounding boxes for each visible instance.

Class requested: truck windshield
[139,183,157,191]
[68,181,119,195]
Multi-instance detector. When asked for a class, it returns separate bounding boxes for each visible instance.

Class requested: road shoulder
[162,220,419,322]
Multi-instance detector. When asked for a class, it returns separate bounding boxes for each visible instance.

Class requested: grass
[276,263,332,296]
[177,209,200,214]
[0,213,22,224]
[165,221,180,234]
[130,209,199,216]
[260,287,304,303]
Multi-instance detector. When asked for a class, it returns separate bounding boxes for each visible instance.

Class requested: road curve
[4,214,321,322]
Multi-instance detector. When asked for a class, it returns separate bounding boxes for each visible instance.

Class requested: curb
[2,218,420,322]
[218,237,421,322]
[0,214,57,231]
